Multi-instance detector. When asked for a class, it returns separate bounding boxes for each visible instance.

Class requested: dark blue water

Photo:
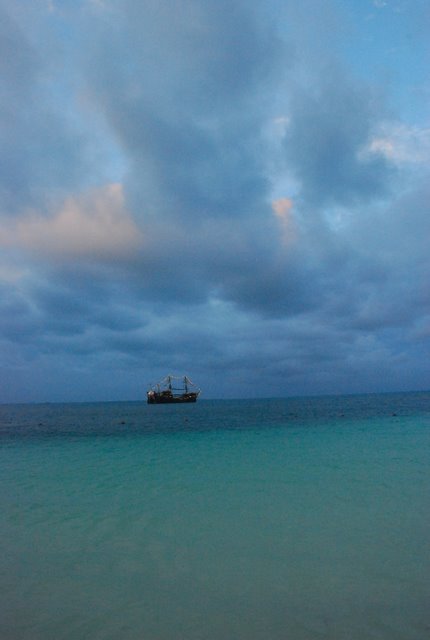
[1,393,429,639]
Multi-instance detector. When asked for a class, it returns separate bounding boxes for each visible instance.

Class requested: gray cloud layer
[0,0,429,401]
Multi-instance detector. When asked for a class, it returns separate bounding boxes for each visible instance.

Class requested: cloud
[0,2,120,216]
[0,184,142,260]
[1,0,430,401]
[282,67,393,207]
[272,198,296,245]
[82,0,284,223]
[364,123,430,165]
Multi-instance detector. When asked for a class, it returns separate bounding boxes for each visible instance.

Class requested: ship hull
[147,392,199,404]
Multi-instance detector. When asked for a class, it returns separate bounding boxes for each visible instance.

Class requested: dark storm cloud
[0,0,429,401]
[0,3,109,215]
[344,180,430,324]
[85,0,281,220]
[74,0,306,318]
[76,0,399,324]
[0,281,38,344]
[283,68,393,207]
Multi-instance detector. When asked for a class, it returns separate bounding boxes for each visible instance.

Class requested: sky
[0,0,429,402]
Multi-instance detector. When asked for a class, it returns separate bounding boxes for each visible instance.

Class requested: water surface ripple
[1,393,429,639]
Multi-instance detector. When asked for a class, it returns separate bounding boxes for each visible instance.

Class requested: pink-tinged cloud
[272,197,296,244]
[0,184,143,260]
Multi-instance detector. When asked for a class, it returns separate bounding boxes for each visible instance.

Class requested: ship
[147,375,201,404]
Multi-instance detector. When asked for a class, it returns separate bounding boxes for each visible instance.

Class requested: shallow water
[1,393,429,639]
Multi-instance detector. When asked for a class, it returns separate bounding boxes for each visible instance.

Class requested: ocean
[1,392,429,640]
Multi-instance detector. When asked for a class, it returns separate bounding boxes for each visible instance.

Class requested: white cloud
[364,123,430,165]
[271,116,291,138]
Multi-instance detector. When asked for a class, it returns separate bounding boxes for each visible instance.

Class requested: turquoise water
[1,394,429,639]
